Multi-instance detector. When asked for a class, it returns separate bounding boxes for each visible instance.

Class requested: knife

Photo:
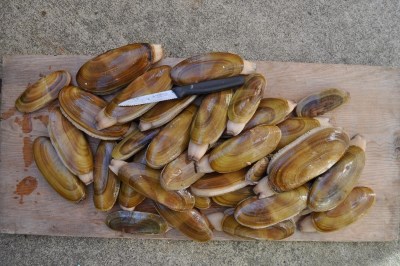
[118,76,246,106]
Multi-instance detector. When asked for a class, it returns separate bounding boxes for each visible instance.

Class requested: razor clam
[268,127,350,192]
[308,134,366,212]
[196,125,281,173]
[227,74,266,136]
[245,157,269,185]
[139,96,197,131]
[188,89,232,161]
[118,183,146,211]
[170,52,256,85]
[298,187,375,232]
[112,124,160,160]
[194,195,212,209]
[296,88,350,117]
[109,160,195,211]
[93,141,120,211]
[33,137,86,202]
[15,70,71,113]
[212,186,254,207]
[243,98,297,131]
[160,151,205,191]
[77,43,164,95]
[154,201,213,242]
[234,185,309,229]
[95,66,172,129]
[132,148,148,165]
[106,210,168,234]
[146,105,198,169]
[58,86,131,140]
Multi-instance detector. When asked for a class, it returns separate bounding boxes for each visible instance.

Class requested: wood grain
[1,55,399,241]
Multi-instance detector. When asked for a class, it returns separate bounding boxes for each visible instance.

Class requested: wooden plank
[0,55,399,241]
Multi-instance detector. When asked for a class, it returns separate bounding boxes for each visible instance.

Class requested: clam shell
[245,157,269,185]
[234,185,309,228]
[311,187,375,232]
[160,151,205,191]
[212,186,254,207]
[194,196,212,209]
[106,210,168,234]
[308,145,366,212]
[76,43,163,95]
[139,96,197,131]
[132,148,148,165]
[146,105,198,169]
[243,98,296,131]
[112,124,160,160]
[116,162,195,211]
[205,125,281,173]
[93,141,120,211]
[154,201,213,242]
[296,88,350,117]
[190,169,248,197]
[268,127,350,192]
[118,183,146,211]
[48,107,93,185]
[58,86,130,140]
[33,137,86,202]
[96,66,173,129]
[222,209,295,240]
[15,70,71,113]
[170,52,255,85]
[276,117,322,150]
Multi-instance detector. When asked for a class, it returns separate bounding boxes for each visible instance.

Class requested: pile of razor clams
[16,43,375,242]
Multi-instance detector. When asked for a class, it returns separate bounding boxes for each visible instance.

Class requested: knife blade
[118,76,246,106]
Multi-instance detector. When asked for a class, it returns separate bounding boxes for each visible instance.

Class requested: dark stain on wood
[34,115,49,127]
[14,114,33,133]
[14,176,38,204]
[1,107,16,120]
[23,137,33,168]
[37,192,40,195]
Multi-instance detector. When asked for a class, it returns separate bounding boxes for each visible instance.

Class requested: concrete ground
[1,0,399,265]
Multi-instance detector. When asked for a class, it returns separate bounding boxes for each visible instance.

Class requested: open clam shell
[93,141,120,211]
[118,183,146,211]
[154,201,213,242]
[296,88,350,117]
[234,185,309,229]
[268,127,350,192]
[33,137,86,202]
[227,74,266,136]
[146,105,198,169]
[110,161,195,211]
[58,86,131,140]
[48,107,93,185]
[96,66,173,129]
[15,70,71,113]
[77,43,164,95]
[106,210,168,234]
[170,52,256,85]
[212,186,254,207]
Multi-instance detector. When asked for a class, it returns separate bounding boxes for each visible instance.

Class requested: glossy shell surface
[212,186,254,207]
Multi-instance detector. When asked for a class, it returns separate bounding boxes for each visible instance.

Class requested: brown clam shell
[308,145,366,212]
[222,209,295,240]
[206,125,281,173]
[48,107,94,185]
[146,105,198,169]
[243,98,296,131]
[170,52,255,85]
[118,183,146,211]
[139,96,197,131]
[15,70,71,113]
[154,201,213,242]
[296,88,350,117]
[76,43,163,95]
[93,141,120,211]
[245,157,269,185]
[194,196,212,209]
[160,151,205,191]
[116,162,195,211]
[96,66,173,129]
[268,127,350,192]
[234,185,309,228]
[311,187,375,232]
[132,148,148,165]
[33,137,86,202]
[212,186,254,207]
[58,86,130,140]
[112,124,160,160]
[276,117,322,150]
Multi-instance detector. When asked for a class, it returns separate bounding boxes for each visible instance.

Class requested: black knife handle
[171,76,246,98]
